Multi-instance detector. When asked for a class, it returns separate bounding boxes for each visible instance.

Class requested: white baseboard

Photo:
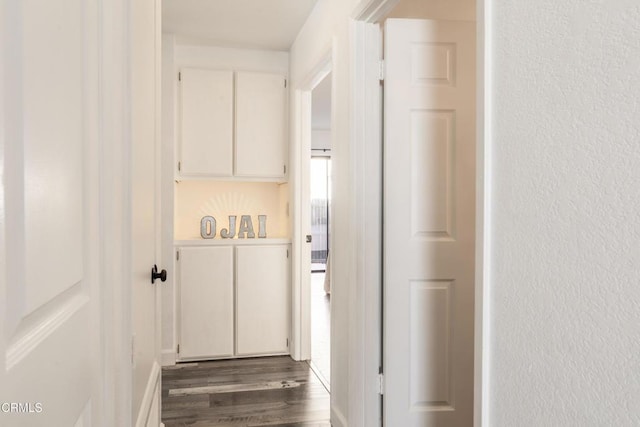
[161,349,176,366]
[134,361,160,427]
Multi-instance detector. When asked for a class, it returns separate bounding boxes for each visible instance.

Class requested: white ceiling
[162,0,319,51]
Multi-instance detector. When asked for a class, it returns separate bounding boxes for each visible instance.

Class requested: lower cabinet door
[236,245,290,355]
[178,246,234,359]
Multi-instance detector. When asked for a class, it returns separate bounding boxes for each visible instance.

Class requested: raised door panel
[235,72,287,178]
[1,0,101,424]
[178,246,234,359]
[236,245,289,355]
[180,68,233,176]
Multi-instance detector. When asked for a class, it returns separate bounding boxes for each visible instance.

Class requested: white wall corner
[331,406,349,427]
[161,349,176,366]
[134,362,161,427]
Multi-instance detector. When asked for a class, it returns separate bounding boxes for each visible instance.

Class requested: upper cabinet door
[235,72,287,178]
[179,68,233,177]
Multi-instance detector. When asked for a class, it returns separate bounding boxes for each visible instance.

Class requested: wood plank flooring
[162,356,330,427]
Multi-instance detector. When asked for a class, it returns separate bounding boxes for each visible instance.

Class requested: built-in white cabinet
[236,245,290,355]
[179,68,234,177]
[176,243,290,361]
[235,72,287,178]
[178,246,234,360]
[178,68,287,179]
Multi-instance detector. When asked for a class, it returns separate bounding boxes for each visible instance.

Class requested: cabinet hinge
[378,373,384,395]
[286,249,289,258]
[283,165,286,174]
[178,161,181,172]
[379,60,385,82]
[177,344,180,354]
[286,338,289,348]
[176,250,180,261]
[178,72,181,81]
[284,79,287,88]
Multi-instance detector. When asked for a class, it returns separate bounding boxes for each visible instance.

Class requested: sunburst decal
[198,192,260,222]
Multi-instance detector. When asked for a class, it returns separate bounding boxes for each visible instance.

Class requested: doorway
[308,72,332,390]
[348,0,483,424]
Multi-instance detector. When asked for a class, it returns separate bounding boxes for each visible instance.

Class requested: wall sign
[200,215,267,239]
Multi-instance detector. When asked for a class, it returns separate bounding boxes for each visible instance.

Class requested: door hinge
[284,79,287,88]
[177,344,180,354]
[379,60,385,82]
[283,164,287,174]
[286,249,289,258]
[286,338,289,348]
[378,373,384,395]
[178,161,181,172]
[178,71,181,81]
[176,250,180,261]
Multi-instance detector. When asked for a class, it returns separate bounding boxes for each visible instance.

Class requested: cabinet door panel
[179,246,234,359]
[236,245,289,355]
[180,68,233,176]
[235,72,287,178]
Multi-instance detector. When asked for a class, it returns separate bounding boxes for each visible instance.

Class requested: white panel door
[236,245,290,355]
[0,0,101,425]
[178,246,234,360]
[384,19,476,427]
[131,0,162,425]
[235,72,287,178]
[179,68,233,177]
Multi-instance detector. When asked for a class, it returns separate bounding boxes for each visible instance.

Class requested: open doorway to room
[309,73,332,391]
[159,1,332,425]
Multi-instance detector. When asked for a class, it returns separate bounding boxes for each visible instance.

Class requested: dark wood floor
[162,356,330,427]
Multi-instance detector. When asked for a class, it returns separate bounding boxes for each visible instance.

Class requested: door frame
[347,9,386,427]
[131,0,163,425]
[349,0,490,425]
[101,0,163,424]
[309,153,332,269]
[100,1,135,424]
[291,49,333,362]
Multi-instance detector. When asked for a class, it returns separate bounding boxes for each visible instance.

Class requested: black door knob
[151,265,167,284]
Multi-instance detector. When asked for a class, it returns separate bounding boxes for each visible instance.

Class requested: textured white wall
[489,1,640,425]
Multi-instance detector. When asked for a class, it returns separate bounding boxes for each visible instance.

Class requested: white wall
[387,0,474,20]
[312,130,331,151]
[289,1,361,425]
[488,1,640,425]
[174,44,288,74]
[161,34,177,365]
